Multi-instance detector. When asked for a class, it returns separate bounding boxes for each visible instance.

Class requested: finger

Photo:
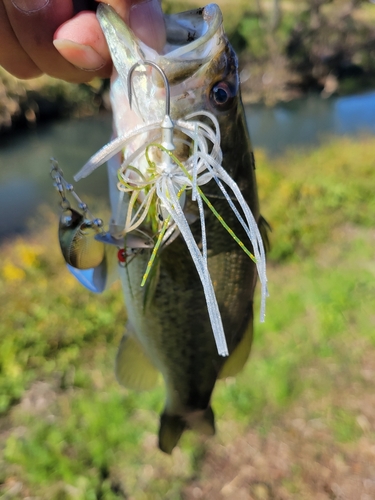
[97,0,166,53]
[0,0,41,78]
[55,0,166,75]
[128,0,166,53]
[54,12,112,77]
[3,0,104,82]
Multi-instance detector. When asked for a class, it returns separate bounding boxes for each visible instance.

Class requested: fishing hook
[128,60,171,116]
[127,60,175,158]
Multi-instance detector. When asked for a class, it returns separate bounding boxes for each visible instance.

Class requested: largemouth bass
[72,3,268,453]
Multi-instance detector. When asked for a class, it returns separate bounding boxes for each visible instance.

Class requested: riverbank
[1,0,374,133]
[0,69,109,135]
[224,0,375,104]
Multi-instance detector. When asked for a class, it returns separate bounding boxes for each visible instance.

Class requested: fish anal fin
[218,326,253,379]
[115,333,159,391]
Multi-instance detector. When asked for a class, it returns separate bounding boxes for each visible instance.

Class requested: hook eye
[128,60,171,116]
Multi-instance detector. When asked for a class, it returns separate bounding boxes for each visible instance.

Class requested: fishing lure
[50,159,105,270]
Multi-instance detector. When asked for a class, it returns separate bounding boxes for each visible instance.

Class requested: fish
[73,3,269,453]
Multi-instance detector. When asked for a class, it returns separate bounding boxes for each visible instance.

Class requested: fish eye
[213,84,228,104]
[210,81,235,110]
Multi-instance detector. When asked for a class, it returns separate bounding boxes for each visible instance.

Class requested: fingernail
[11,0,49,13]
[129,0,166,53]
[53,39,106,71]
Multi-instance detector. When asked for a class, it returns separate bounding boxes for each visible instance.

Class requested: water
[0,91,374,239]
[0,114,112,238]
[246,91,375,155]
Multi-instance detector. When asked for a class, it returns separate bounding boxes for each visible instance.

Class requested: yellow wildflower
[2,261,26,282]
[17,243,40,268]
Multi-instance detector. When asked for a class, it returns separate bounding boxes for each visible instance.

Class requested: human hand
[0,0,166,82]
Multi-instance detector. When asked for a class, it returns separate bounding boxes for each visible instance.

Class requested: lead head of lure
[58,208,105,270]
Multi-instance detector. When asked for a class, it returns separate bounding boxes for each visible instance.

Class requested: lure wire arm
[50,158,103,229]
[50,157,71,210]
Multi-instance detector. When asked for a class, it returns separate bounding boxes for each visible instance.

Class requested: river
[0,91,374,239]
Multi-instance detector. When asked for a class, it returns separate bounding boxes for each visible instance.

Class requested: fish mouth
[97,3,225,120]
[163,5,222,56]
[98,3,223,75]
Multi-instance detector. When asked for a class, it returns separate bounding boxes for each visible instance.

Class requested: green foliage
[235,15,269,60]
[0,216,126,415]
[1,136,375,497]
[256,136,375,261]
[329,409,363,443]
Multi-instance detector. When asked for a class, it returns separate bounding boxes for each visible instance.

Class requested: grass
[1,135,375,498]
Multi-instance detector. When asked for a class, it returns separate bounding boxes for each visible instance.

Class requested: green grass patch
[1,136,375,498]
[329,409,363,443]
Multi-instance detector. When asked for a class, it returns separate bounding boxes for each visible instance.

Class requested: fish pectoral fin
[103,244,120,288]
[158,413,186,454]
[218,325,253,379]
[115,333,159,391]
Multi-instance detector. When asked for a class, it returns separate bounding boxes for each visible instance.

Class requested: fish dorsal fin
[258,215,271,253]
[115,331,159,391]
[217,325,253,379]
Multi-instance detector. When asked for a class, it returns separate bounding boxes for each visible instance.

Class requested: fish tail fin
[158,407,216,454]
[188,406,216,436]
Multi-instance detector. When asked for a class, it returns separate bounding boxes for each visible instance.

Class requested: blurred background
[0,0,375,498]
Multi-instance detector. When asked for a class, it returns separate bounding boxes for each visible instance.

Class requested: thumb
[128,0,166,53]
